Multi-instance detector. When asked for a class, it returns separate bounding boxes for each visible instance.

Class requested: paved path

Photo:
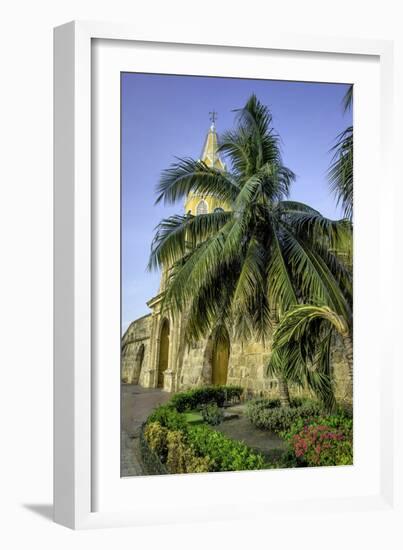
[121,384,170,477]
[216,405,286,461]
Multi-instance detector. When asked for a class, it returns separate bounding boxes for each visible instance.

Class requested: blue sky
[121,73,352,332]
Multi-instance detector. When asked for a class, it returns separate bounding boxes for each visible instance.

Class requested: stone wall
[121,312,352,406]
[121,314,152,384]
[331,337,353,405]
[176,336,310,401]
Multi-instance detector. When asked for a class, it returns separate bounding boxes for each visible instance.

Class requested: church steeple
[185,114,225,215]
[200,112,225,170]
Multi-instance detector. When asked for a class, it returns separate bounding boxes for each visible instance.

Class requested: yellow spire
[185,114,225,215]
[200,117,225,170]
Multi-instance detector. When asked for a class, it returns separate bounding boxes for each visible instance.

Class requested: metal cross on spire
[209,110,218,129]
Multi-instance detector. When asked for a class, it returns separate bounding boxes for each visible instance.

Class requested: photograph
[2,0,398,541]
[120,72,353,477]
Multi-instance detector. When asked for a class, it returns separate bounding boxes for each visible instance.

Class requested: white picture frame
[54,20,400,531]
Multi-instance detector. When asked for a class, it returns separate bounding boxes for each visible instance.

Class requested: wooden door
[212,338,229,386]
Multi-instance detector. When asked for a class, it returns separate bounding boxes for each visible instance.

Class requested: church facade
[121,124,351,403]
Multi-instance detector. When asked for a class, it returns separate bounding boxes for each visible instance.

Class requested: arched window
[196,199,208,215]
[214,207,224,213]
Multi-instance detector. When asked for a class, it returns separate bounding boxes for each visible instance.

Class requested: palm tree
[269,304,352,410]
[268,86,354,408]
[328,85,353,220]
[149,95,352,406]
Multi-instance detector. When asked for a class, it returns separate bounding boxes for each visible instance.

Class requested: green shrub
[247,398,281,412]
[273,449,300,469]
[165,430,213,474]
[170,386,243,412]
[147,404,188,432]
[142,421,212,474]
[288,424,352,467]
[140,423,168,475]
[246,399,323,433]
[283,412,353,442]
[144,419,265,473]
[143,421,168,459]
[282,413,353,467]
[187,424,265,471]
[143,387,267,473]
[223,386,244,403]
[201,403,224,425]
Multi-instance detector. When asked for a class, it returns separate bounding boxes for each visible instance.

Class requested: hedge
[246,398,323,433]
[142,420,265,473]
[139,423,168,475]
[142,421,212,474]
[169,385,243,412]
[187,424,265,471]
[147,404,188,431]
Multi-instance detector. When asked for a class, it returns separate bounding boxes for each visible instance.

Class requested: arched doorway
[157,319,170,388]
[212,334,229,386]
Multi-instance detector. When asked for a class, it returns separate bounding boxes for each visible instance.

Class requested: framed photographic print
[120,73,354,478]
[54,21,399,531]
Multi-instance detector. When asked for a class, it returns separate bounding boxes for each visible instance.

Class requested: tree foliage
[149,94,352,405]
[328,85,353,220]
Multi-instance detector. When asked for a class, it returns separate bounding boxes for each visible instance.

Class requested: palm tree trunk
[278,374,291,407]
[272,316,291,407]
[342,332,353,398]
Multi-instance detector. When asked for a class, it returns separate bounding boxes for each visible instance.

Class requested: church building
[121,122,351,402]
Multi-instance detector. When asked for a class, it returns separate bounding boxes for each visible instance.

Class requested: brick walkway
[121,384,170,477]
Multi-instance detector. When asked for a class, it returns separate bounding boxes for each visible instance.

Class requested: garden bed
[142,386,267,474]
[215,414,286,462]
[140,388,353,473]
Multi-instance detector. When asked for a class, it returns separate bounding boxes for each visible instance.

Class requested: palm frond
[328,126,353,220]
[279,223,351,320]
[268,306,342,408]
[282,210,352,253]
[156,158,239,205]
[277,201,321,215]
[343,85,353,113]
[148,210,232,270]
[266,219,298,316]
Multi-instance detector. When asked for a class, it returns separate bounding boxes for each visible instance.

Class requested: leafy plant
[264,449,299,469]
[283,412,352,440]
[169,385,243,412]
[165,430,213,474]
[143,421,169,461]
[140,423,169,475]
[246,399,323,433]
[143,422,212,474]
[247,397,281,411]
[147,404,188,432]
[201,403,224,425]
[187,424,265,471]
[282,413,353,467]
[289,424,352,467]
[143,419,264,473]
